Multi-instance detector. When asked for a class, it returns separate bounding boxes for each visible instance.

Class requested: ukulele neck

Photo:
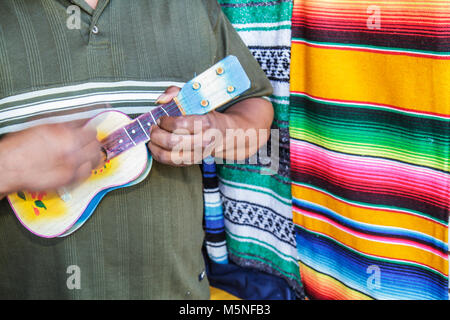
[101,99,184,160]
[100,55,251,161]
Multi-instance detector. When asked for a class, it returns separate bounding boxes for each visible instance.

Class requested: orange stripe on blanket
[290,42,450,116]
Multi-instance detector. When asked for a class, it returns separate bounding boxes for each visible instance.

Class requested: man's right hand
[0,122,104,198]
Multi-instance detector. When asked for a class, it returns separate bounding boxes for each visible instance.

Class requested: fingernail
[156,118,161,126]
[156,94,168,104]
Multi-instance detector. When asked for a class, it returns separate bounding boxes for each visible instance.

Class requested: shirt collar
[69,0,110,16]
[69,0,95,15]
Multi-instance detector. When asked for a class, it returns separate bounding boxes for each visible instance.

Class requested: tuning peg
[216,67,224,75]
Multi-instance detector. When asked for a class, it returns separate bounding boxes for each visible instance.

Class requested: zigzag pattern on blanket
[217,0,303,296]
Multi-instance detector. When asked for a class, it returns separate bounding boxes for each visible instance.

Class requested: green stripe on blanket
[220,2,293,24]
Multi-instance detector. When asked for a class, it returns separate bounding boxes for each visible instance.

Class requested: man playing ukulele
[0,0,273,299]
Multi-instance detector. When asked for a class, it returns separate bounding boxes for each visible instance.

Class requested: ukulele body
[7,110,151,238]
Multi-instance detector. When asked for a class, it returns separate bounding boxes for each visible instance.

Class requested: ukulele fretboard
[101,100,183,159]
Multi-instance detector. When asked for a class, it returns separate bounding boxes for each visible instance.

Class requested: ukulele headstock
[176,55,251,115]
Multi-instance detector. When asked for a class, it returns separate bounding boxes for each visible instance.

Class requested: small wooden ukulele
[7,56,251,238]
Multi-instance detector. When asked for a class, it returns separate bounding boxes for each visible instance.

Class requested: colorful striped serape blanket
[290,0,450,299]
[212,0,303,296]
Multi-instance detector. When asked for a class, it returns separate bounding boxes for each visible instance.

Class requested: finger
[74,161,95,184]
[63,139,103,174]
[158,114,211,134]
[149,125,184,151]
[81,140,105,170]
[147,141,186,167]
[73,126,100,149]
[150,123,214,154]
[156,86,181,104]
[173,132,214,152]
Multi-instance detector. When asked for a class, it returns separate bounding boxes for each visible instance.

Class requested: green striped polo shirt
[0,0,272,299]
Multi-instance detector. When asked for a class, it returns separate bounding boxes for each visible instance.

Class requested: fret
[149,110,157,124]
[123,127,136,146]
[152,107,164,119]
[160,105,170,116]
[156,100,183,118]
[136,112,155,132]
[136,118,150,140]
[123,120,151,146]
[138,101,182,128]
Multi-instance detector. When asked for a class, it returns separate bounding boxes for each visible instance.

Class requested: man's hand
[148,86,274,166]
[0,121,104,197]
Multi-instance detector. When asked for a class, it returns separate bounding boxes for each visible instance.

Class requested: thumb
[156,86,181,104]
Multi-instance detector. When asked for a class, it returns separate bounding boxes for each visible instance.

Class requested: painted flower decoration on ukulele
[93,160,111,176]
[17,191,47,216]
